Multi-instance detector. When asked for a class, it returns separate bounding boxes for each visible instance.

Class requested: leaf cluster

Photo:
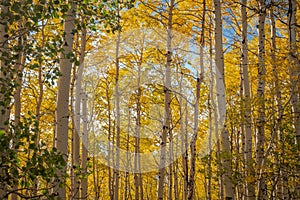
[0,114,67,199]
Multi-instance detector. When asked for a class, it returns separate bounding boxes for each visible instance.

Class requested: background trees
[0,0,299,199]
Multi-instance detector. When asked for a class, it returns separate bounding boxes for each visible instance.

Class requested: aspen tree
[55,1,76,198]
[288,0,300,144]
[213,0,234,199]
[157,0,174,199]
[0,1,9,133]
[35,19,46,148]
[241,1,255,199]
[72,24,87,198]
[124,109,131,200]
[180,73,188,200]
[81,92,88,198]
[188,1,205,199]
[0,1,10,199]
[256,0,266,199]
[114,4,121,200]
[206,13,224,200]
[207,16,214,200]
[107,78,114,200]
[134,37,144,200]
[288,0,300,197]
[269,3,287,198]
[32,19,45,198]
[11,29,26,200]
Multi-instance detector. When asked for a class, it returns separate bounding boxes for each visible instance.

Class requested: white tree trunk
[207,21,214,200]
[134,46,143,200]
[55,1,76,199]
[157,1,174,199]
[11,35,25,200]
[256,1,266,199]
[180,75,188,200]
[114,6,121,199]
[213,0,234,199]
[81,92,88,198]
[188,2,205,199]
[241,1,255,199]
[106,80,114,200]
[72,25,86,199]
[269,4,287,199]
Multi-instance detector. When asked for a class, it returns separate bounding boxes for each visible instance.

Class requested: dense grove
[0,0,299,199]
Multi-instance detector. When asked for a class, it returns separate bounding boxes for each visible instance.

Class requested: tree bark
[55,1,76,199]
[106,78,114,200]
[124,109,131,200]
[288,0,300,143]
[11,33,25,200]
[288,0,300,198]
[207,20,214,200]
[0,1,10,132]
[213,0,234,199]
[134,44,143,200]
[188,1,205,199]
[256,1,266,199]
[157,1,174,200]
[114,5,121,199]
[241,1,255,199]
[269,4,287,199]
[0,1,10,199]
[81,92,88,199]
[180,74,188,200]
[72,24,87,199]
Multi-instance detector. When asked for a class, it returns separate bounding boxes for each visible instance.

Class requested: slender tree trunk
[106,79,114,200]
[0,1,11,199]
[180,74,188,200]
[208,15,224,200]
[69,31,78,200]
[270,4,287,199]
[32,19,45,197]
[11,35,25,200]
[288,0,300,145]
[0,0,9,133]
[207,77,212,200]
[134,45,143,200]
[213,0,234,199]
[188,2,205,199]
[173,158,178,200]
[55,2,76,199]
[288,0,300,198]
[207,22,214,200]
[157,1,174,199]
[35,19,45,148]
[92,111,100,200]
[71,69,81,199]
[187,75,200,200]
[241,1,255,199]
[114,6,121,199]
[124,109,131,200]
[81,92,88,199]
[72,25,87,199]
[256,1,266,199]
[168,139,173,200]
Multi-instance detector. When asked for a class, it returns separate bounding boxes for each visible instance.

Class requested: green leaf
[0,130,5,137]
[11,2,20,12]
[29,143,36,150]
[75,60,80,66]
